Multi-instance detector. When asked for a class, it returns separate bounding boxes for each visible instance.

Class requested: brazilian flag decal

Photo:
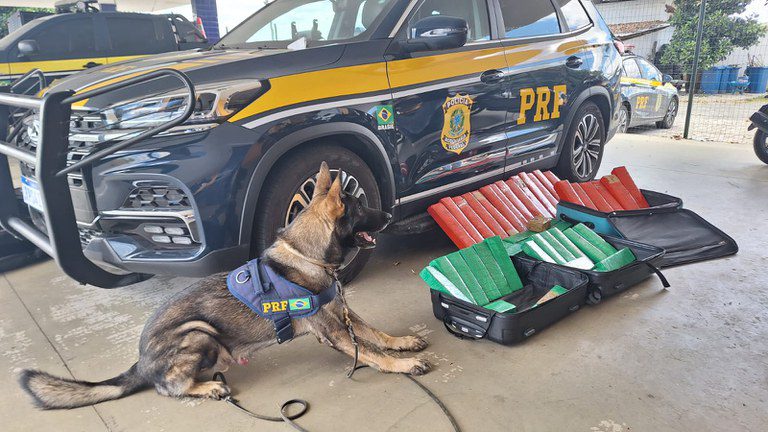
[289,297,312,312]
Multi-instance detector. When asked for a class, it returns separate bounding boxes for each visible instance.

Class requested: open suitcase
[512,233,669,304]
[556,190,737,268]
[430,256,589,344]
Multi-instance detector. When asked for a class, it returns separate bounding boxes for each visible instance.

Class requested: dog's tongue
[362,232,375,243]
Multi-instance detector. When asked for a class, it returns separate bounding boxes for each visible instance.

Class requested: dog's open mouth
[355,232,377,249]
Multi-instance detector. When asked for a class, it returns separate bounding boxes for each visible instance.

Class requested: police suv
[0,0,623,287]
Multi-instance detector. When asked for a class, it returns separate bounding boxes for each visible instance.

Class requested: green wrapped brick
[419,267,471,303]
[433,257,473,302]
[460,248,502,301]
[503,241,524,257]
[522,241,555,263]
[549,227,586,260]
[532,234,567,264]
[572,223,618,256]
[594,247,636,272]
[540,231,576,262]
[472,241,511,295]
[445,253,489,305]
[562,228,609,263]
[484,299,516,313]
[485,237,524,293]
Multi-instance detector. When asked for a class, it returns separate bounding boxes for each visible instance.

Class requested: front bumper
[0,69,249,287]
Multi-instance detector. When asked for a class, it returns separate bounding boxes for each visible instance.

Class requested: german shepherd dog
[20,162,431,410]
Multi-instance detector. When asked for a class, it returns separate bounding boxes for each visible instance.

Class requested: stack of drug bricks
[508,223,636,272]
[427,170,561,249]
[420,237,567,313]
[554,167,650,211]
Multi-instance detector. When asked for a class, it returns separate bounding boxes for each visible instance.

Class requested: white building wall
[716,34,768,71]
[622,26,674,60]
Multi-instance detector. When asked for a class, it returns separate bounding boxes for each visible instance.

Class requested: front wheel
[554,102,606,182]
[754,130,768,164]
[656,97,678,129]
[617,104,629,134]
[253,145,382,283]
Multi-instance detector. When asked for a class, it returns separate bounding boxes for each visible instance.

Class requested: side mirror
[403,16,468,54]
[662,74,673,83]
[17,40,39,58]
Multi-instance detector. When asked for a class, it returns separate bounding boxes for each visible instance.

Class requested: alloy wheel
[572,113,602,178]
[665,99,678,125]
[285,169,367,226]
[617,107,628,133]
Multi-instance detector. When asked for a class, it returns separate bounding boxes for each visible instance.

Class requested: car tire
[554,101,606,182]
[754,130,768,165]
[617,104,630,133]
[253,145,382,283]
[656,97,678,129]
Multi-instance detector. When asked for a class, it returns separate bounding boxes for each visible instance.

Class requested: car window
[408,0,491,42]
[553,0,591,31]
[171,16,206,43]
[106,16,174,55]
[221,0,396,48]
[22,17,95,60]
[623,58,642,79]
[636,58,662,82]
[498,0,561,39]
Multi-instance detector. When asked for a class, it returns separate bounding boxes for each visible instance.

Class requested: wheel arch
[238,122,397,245]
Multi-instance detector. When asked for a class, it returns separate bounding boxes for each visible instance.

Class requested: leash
[214,258,461,431]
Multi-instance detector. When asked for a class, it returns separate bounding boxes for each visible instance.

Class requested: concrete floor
[2,134,767,432]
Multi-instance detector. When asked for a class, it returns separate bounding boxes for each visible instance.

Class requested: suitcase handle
[645,262,671,288]
[443,317,487,340]
[559,213,595,229]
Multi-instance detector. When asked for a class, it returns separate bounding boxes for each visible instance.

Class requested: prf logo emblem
[262,297,312,314]
[441,94,474,155]
[518,85,567,125]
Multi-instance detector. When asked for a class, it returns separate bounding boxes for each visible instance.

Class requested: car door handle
[480,69,505,84]
[566,56,583,69]
[83,62,102,68]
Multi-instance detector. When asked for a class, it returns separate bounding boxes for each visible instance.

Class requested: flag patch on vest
[261,297,313,314]
[289,297,312,311]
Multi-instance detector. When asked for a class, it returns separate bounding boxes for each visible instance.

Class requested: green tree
[0,7,53,38]
[661,0,766,71]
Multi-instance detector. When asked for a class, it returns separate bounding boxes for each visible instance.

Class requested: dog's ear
[314,162,332,198]
[325,173,344,217]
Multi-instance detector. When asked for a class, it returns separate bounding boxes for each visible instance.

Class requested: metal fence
[592,0,768,144]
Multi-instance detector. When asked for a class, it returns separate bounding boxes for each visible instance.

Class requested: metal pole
[684,0,707,139]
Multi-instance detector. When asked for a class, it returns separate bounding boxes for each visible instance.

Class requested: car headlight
[102,81,264,130]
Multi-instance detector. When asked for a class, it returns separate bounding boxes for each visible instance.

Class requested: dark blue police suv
[0,0,622,287]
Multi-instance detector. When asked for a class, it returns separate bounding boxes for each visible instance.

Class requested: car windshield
[216,0,396,49]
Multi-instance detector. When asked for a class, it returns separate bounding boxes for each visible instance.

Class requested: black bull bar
[0,69,196,288]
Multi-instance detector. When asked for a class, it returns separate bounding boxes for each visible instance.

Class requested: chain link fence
[592,0,768,144]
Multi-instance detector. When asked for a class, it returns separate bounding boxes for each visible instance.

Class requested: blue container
[746,66,768,93]
[720,66,740,93]
[701,66,726,94]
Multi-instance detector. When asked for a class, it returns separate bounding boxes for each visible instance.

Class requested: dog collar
[226,258,337,344]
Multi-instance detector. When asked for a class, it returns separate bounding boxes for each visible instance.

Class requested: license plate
[21,175,44,212]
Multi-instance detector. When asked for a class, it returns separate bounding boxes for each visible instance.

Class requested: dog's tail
[19,363,148,410]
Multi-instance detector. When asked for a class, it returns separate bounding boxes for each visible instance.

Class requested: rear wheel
[617,104,630,133]
[254,145,381,283]
[754,130,768,164]
[656,97,678,129]
[554,102,606,182]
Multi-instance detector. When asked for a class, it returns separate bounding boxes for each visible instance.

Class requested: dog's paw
[405,358,432,376]
[391,335,429,352]
[193,381,231,400]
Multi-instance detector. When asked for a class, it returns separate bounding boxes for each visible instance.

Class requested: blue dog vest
[227,259,337,343]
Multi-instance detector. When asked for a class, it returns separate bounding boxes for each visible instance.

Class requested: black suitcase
[514,235,669,305]
[557,195,737,268]
[431,256,589,345]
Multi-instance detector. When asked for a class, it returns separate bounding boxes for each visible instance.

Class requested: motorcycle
[749,104,768,164]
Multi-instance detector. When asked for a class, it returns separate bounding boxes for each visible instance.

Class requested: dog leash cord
[213,372,310,432]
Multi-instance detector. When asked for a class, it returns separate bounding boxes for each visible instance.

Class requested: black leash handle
[213,372,310,432]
